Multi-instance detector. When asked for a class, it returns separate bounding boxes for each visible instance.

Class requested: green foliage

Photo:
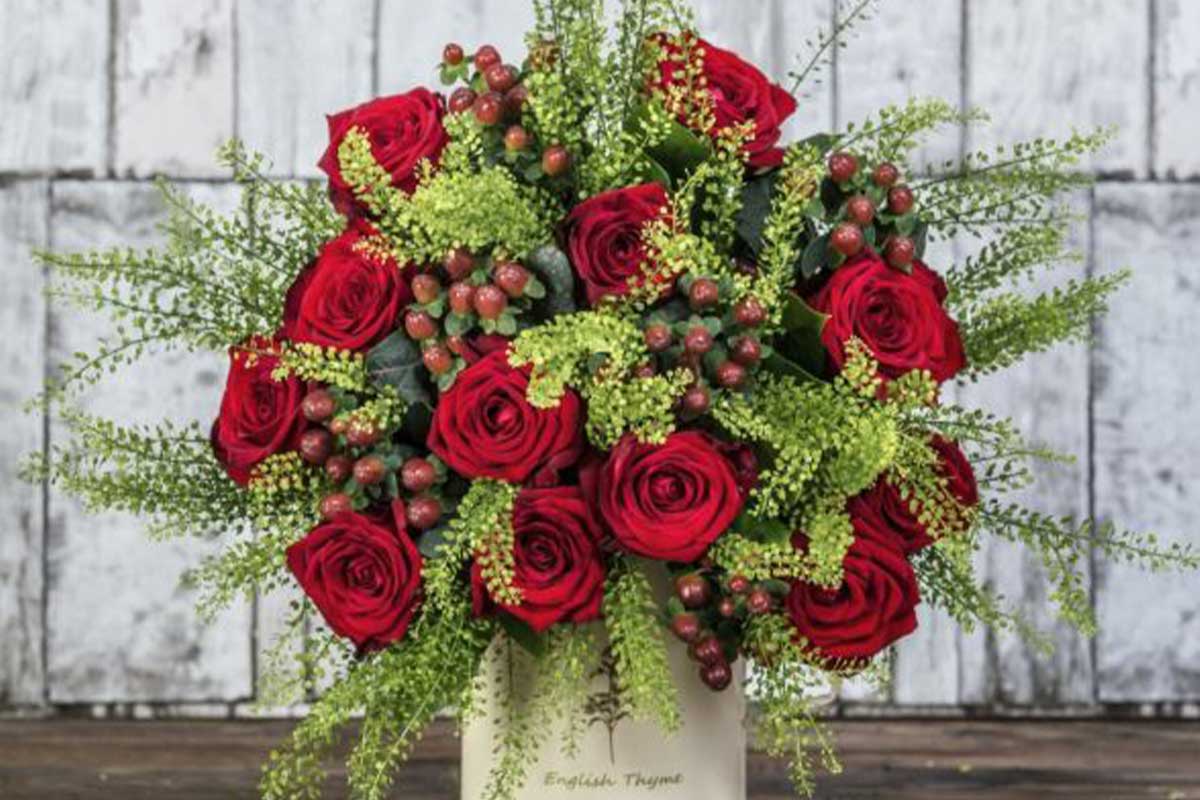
[835,97,979,170]
[752,148,825,326]
[276,342,370,392]
[585,367,691,447]
[427,479,520,608]
[709,533,809,582]
[786,0,880,99]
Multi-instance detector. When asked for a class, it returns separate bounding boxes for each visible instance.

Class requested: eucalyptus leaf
[526,244,577,316]
[366,331,432,405]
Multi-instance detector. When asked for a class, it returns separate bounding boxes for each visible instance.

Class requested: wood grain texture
[0,0,108,174]
[112,0,235,177]
[235,0,375,178]
[0,181,48,707]
[1092,183,1200,702]
[1153,0,1200,178]
[44,181,252,703]
[771,0,834,137]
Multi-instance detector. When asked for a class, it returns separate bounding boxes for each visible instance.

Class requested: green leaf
[912,221,929,259]
[797,132,836,154]
[499,614,547,657]
[366,330,432,405]
[633,102,711,178]
[776,293,830,377]
[526,244,576,316]
[799,233,830,279]
[635,154,673,189]
[736,171,779,256]
[523,275,547,300]
[895,213,917,236]
[762,351,823,383]
[444,311,474,337]
[417,522,450,559]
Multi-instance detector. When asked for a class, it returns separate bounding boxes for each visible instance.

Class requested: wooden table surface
[0,718,1197,799]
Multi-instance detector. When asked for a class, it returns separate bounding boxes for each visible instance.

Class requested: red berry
[633,363,657,379]
[445,335,468,356]
[846,195,875,226]
[675,573,712,609]
[733,296,766,328]
[448,282,475,314]
[411,273,442,305]
[700,660,733,691]
[715,360,747,390]
[730,336,761,367]
[299,428,333,465]
[728,575,750,595]
[689,634,723,666]
[473,91,503,126]
[442,43,465,66]
[328,417,349,436]
[542,145,571,177]
[828,151,859,183]
[404,310,438,340]
[504,125,531,152]
[324,454,353,483]
[345,420,381,447]
[320,493,353,520]
[717,597,737,618]
[872,162,901,188]
[830,223,865,257]
[681,383,710,416]
[493,262,530,298]
[301,389,336,423]
[747,589,773,615]
[644,323,673,353]
[422,343,454,375]
[353,455,387,486]
[503,84,529,117]
[443,248,475,280]
[406,495,442,530]
[887,185,916,215]
[671,612,702,643]
[473,284,507,320]
[884,236,916,270]
[448,87,477,114]
[688,277,720,310]
[401,457,437,493]
[484,63,517,93]
[683,325,713,355]
[474,45,501,72]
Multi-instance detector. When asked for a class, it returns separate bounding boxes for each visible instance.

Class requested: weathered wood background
[1,0,1198,717]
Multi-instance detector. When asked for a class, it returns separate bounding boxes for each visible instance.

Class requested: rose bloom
[282,225,411,352]
[582,431,747,562]
[785,525,920,662]
[807,254,967,384]
[287,500,423,653]
[427,349,585,485]
[563,183,671,306]
[655,35,797,169]
[318,87,449,217]
[210,337,307,486]
[470,487,606,632]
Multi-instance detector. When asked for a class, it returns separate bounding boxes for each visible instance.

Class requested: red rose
[785,525,920,662]
[427,349,585,484]
[564,183,671,306]
[286,500,423,653]
[655,35,797,169]
[470,487,606,632]
[318,88,449,217]
[210,338,306,486]
[931,435,979,510]
[807,255,967,384]
[282,225,412,352]
[583,431,746,562]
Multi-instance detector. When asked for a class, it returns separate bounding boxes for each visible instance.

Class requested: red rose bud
[301,388,336,423]
[671,612,702,643]
[747,588,772,615]
[473,91,504,125]
[493,261,530,298]
[353,455,387,486]
[324,454,353,483]
[688,277,720,310]
[683,325,714,355]
[644,323,673,353]
[715,360,747,389]
[405,495,442,530]
[730,336,761,367]
[448,281,475,314]
[474,44,501,72]
[541,145,571,177]
[733,296,767,327]
[689,634,724,666]
[404,310,438,340]
[872,162,900,188]
[831,222,865,257]
[299,428,334,465]
[319,492,353,520]
[675,573,712,609]
[448,87,477,114]
[828,151,859,183]
[484,63,517,93]
[681,383,710,416]
[701,660,733,691]
[504,124,531,152]
[400,457,437,493]
[846,195,875,226]
[442,42,465,66]
[884,236,916,270]
[411,273,442,305]
[728,574,750,595]
[887,185,915,215]
[473,284,507,319]
[422,343,454,376]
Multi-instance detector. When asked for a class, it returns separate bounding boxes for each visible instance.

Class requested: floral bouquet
[28,0,1198,798]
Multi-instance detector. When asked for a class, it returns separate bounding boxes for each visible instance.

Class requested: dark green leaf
[797,132,836,154]
[499,614,547,657]
[776,293,830,377]
[417,523,450,558]
[912,221,929,259]
[735,171,779,256]
[762,351,823,383]
[366,331,432,405]
[633,102,711,177]
[895,213,916,236]
[635,154,673,189]
[799,233,830,279]
[526,244,576,316]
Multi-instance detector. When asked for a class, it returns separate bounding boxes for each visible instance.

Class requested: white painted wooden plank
[771,0,835,138]
[1152,0,1200,179]
[235,0,375,178]
[1092,182,1200,702]
[45,181,252,702]
[0,180,48,707]
[0,1,108,174]
[112,0,235,177]
[968,0,1150,177]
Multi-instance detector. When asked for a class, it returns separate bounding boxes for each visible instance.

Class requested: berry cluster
[824,151,919,271]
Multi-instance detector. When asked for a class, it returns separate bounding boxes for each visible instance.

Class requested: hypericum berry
[872,161,900,188]
[447,282,475,315]
[733,296,767,328]
[324,454,353,483]
[345,420,381,447]
[688,277,720,310]
[473,284,507,319]
[828,150,859,183]
[299,428,334,465]
[831,222,865,257]
[683,325,714,355]
[401,457,437,493]
[717,597,737,618]
[728,574,750,595]
[671,612,702,643]
[542,145,571,177]
[442,42,464,66]
[493,262,530,298]
[448,87,477,114]
[730,336,762,367]
[504,124,531,152]
[404,310,437,340]
[715,360,747,390]
[689,634,724,667]
[846,195,875,226]
[884,236,916,270]
[633,363,657,379]
[328,417,349,436]
[747,588,773,615]
[700,660,733,691]
[444,248,474,280]
[503,84,529,117]
[422,343,454,375]
[474,45,501,72]
[644,323,673,353]
[887,184,916,215]
[320,493,353,520]
[681,383,710,416]
[411,273,442,305]
[353,455,387,486]
[675,573,712,609]
[301,388,336,423]
[406,495,442,530]
[473,91,504,125]
[484,63,517,93]
[445,335,468,356]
